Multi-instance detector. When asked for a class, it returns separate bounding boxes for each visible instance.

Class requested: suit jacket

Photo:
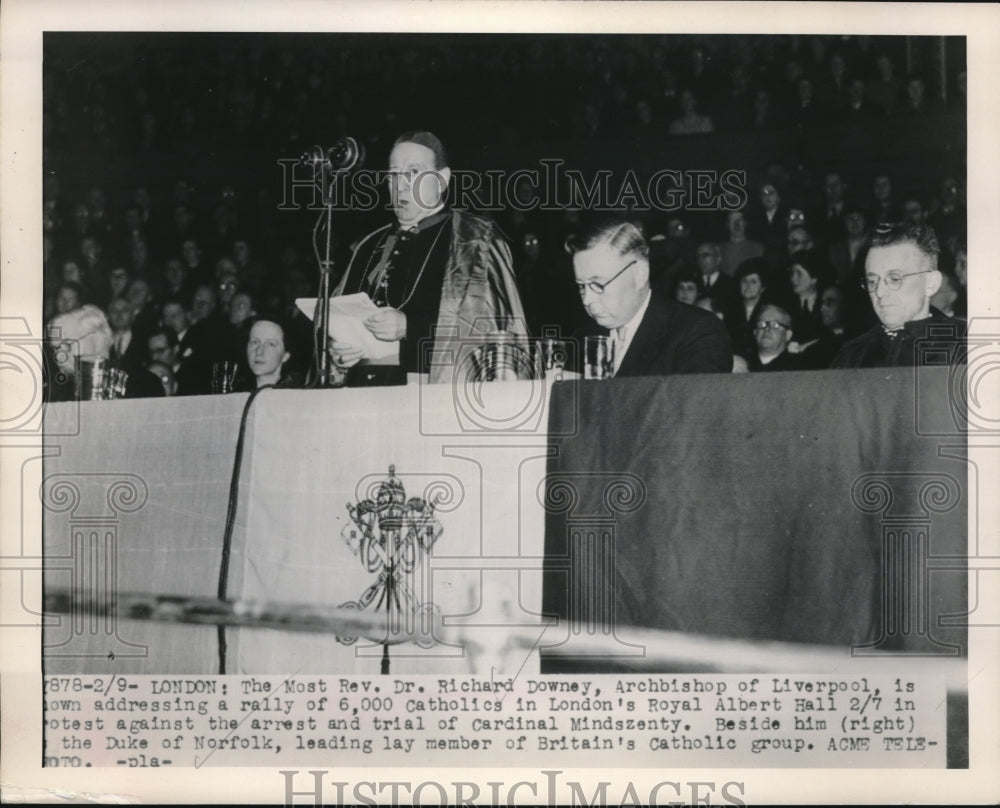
[748,349,802,372]
[174,317,232,395]
[700,271,738,309]
[110,330,147,376]
[578,293,733,377]
[832,309,966,369]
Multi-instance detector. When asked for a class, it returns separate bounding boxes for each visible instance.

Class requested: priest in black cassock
[330,131,527,383]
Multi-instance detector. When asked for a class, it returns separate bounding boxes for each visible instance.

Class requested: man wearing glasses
[331,130,527,383]
[832,222,966,368]
[748,303,801,372]
[568,217,732,377]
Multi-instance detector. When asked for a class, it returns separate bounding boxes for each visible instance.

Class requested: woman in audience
[245,316,297,389]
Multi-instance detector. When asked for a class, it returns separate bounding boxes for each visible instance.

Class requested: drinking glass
[584,335,615,380]
[211,361,239,394]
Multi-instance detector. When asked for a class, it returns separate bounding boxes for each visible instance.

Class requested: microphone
[299,137,366,173]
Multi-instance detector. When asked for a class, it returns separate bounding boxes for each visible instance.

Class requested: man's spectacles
[861,270,931,293]
[576,259,638,296]
[754,320,791,332]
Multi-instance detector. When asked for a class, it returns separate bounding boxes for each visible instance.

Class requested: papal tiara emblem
[338,465,442,647]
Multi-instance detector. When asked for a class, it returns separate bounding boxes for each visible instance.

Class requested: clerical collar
[396,207,450,235]
[881,309,936,337]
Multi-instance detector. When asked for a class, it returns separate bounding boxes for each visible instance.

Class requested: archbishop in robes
[331,131,527,383]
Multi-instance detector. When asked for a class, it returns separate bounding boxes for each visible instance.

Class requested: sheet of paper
[296,294,400,363]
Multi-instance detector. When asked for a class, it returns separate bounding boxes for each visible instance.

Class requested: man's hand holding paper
[297,293,402,366]
[364,308,407,341]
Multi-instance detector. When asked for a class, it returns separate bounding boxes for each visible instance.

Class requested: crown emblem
[338,465,442,650]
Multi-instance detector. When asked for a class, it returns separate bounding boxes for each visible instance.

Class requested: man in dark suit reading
[568,217,733,376]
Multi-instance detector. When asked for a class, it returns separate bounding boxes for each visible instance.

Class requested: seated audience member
[225,290,257,366]
[928,177,966,249]
[895,75,939,117]
[827,207,869,285]
[718,210,764,278]
[568,217,732,377]
[727,257,769,359]
[124,366,167,399]
[172,285,230,395]
[749,303,801,372]
[54,281,84,316]
[867,54,901,117]
[695,295,726,321]
[747,182,789,273]
[832,222,966,368]
[44,304,114,402]
[929,269,965,320]
[789,77,824,128]
[672,268,701,306]
[146,327,179,371]
[162,257,193,302]
[697,294,750,374]
[189,283,218,326]
[229,291,256,328]
[102,266,131,310]
[215,265,241,315]
[869,173,897,225]
[901,196,927,227]
[812,170,849,248]
[668,89,714,135]
[649,216,697,292]
[126,278,158,337]
[787,250,829,347]
[160,298,189,342]
[800,285,850,369]
[840,77,878,122]
[107,296,148,376]
[245,316,298,389]
[147,361,177,396]
[786,224,814,257]
[952,241,967,290]
[695,241,736,307]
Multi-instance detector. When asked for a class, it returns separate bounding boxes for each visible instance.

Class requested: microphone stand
[311,163,339,388]
[302,138,366,387]
[315,172,336,387]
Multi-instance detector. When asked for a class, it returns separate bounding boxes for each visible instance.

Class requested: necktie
[612,326,627,374]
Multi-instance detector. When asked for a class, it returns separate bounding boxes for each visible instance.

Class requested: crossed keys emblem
[337,465,443,647]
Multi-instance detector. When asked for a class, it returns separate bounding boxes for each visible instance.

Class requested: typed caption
[42,673,946,768]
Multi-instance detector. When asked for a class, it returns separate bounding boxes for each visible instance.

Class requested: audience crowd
[42,34,968,397]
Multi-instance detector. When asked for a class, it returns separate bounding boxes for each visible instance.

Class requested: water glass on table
[534,338,570,380]
[584,335,615,380]
[211,361,239,394]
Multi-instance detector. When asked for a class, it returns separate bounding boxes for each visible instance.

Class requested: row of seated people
[47,34,962,158]
[43,164,968,337]
[43,215,966,400]
[44,161,967,296]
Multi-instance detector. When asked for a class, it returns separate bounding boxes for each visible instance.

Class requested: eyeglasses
[861,270,931,293]
[576,259,638,296]
[754,320,791,332]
